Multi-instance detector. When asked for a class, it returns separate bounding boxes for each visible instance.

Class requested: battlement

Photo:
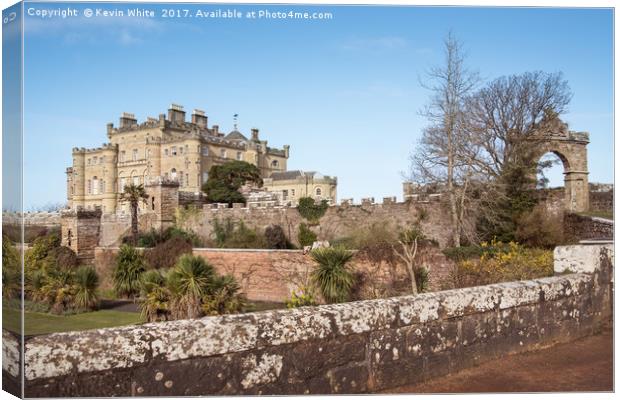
[72,143,117,154]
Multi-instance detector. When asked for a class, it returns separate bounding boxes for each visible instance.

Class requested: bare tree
[410,32,480,247]
[392,226,424,295]
[463,72,572,240]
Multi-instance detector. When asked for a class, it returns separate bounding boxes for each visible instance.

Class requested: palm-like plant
[167,254,215,319]
[113,245,146,298]
[41,268,75,314]
[310,246,355,304]
[139,269,170,322]
[120,184,149,244]
[73,266,100,310]
[202,274,246,315]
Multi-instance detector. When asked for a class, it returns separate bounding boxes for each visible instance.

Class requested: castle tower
[100,144,118,213]
[71,148,86,210]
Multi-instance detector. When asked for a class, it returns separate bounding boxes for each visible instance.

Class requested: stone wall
[183,199,455,248]
[564,213,613,241]
[590,190,613,214]
[93,246,456,301]
[4,244,612,397]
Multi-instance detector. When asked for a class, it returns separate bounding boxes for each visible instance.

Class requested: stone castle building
[263,170,338,206]
[66,104,336,213]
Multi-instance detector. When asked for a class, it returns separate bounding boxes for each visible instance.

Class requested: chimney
[212,125,219,135]
[251,128,259,141]
[167,104,186,123]
[119,112,137,128]
[191,109,208,128]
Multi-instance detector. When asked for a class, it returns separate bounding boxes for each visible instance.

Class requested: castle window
[92,176,99,195]
[315,187,322,196]
[146,149,151,159]
[87,180,92,194]
[202,147,209,156]
[120,151,126,162]
[202,172,209,183]
[236,152,243,161]
[133,176,140,186]
[220,149,226,158]
[87,158,91,165]
[179,171,184,186]
[171,168,177,180]
[120,178,126,192]
[291,189,295,196]
[132,149,138,161]
[185,173,189,186]
[283,190,288,200]
[179,147,184,155]
[271,160,279,168]
[172,146,177,156]
[99,157,104,164]
[164,148,169,157]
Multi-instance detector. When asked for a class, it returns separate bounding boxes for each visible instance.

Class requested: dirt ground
[383,329,613,393]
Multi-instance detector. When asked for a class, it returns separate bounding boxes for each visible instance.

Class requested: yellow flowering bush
[452,239,553,288]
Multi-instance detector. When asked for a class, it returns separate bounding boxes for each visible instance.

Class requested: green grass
[578,211,614,220]
[3,307,142,336]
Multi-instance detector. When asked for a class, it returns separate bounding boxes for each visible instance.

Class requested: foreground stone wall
[3,244,612,397]
[93,246,456,301]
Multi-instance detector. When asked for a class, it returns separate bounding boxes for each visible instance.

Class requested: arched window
[315,187,322,196]
[171,168,177,180]
[119,177,126,192]
[271,160,279,168]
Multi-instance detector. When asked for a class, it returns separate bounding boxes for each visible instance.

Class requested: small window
[179,147,184,155]
[146,149,151,159]
[87,158,91,165]
[171,146,177,156]
[92,176,99,195]
[87,179,92,194]
[271,160,279,168]
[164,148,169,156]
[291,189,295,196]
[99,157,104,164]
[133,176,140,186]
[120,151,126,162]
[185,173,189,186]
[179,171,184,186]
[315,187,322,196]
[283,190,288,199]
[236,152,243,161]
[120,178,126,192]
[220,149,226,158]
[132,149,138,161]
[171,168,177,180]
[202,172,209,182]
[202,147,209,156]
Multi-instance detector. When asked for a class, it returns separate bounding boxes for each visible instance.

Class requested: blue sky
[20,4,613,209]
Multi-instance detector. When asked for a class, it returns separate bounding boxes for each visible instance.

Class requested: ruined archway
[531,116,589,213]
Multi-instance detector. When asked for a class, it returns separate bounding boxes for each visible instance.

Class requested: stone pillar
[145,179,179,231]
[61,209,102,263]
[564,171,589,213]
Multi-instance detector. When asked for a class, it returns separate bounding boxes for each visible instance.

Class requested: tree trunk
[407,263,418,295]
[131,200,139,244]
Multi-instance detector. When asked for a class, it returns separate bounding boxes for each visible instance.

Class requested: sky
[16,3,614,210]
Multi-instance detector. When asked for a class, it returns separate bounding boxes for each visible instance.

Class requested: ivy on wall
[297,197,329,222]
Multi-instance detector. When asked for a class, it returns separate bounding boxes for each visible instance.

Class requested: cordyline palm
[167,254,216,319]
[120,184,149,244]
[310,246,355,304]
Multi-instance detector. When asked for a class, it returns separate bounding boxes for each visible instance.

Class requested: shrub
[452,240,553,288]
[167,254,216,319]
[264,225,291,249]
[515,205,565,248]
[25,233,61,270]
[113,245,147,298]
[144,236,193,270]
[139,270,170,322]
[297,197,329,221]
[202,274,246,315]
[297,223,317,247]
[73,266,100,311]
[442,245,485,262]
[285,285,318,308]
[310,246,355,303]
[213,218,267,249]
[2,236,21,300]
[134,227,202,248]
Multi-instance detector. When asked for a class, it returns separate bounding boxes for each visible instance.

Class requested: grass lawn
[3,307,142,336]
[578,211,614,220]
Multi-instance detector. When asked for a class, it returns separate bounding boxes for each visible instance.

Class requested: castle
[65,104,337,214]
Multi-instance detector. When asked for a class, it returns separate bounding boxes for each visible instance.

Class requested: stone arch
[531,116,589,212]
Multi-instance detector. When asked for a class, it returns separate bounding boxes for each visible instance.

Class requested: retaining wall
[93,246,455,302]
[2,244,612,397]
